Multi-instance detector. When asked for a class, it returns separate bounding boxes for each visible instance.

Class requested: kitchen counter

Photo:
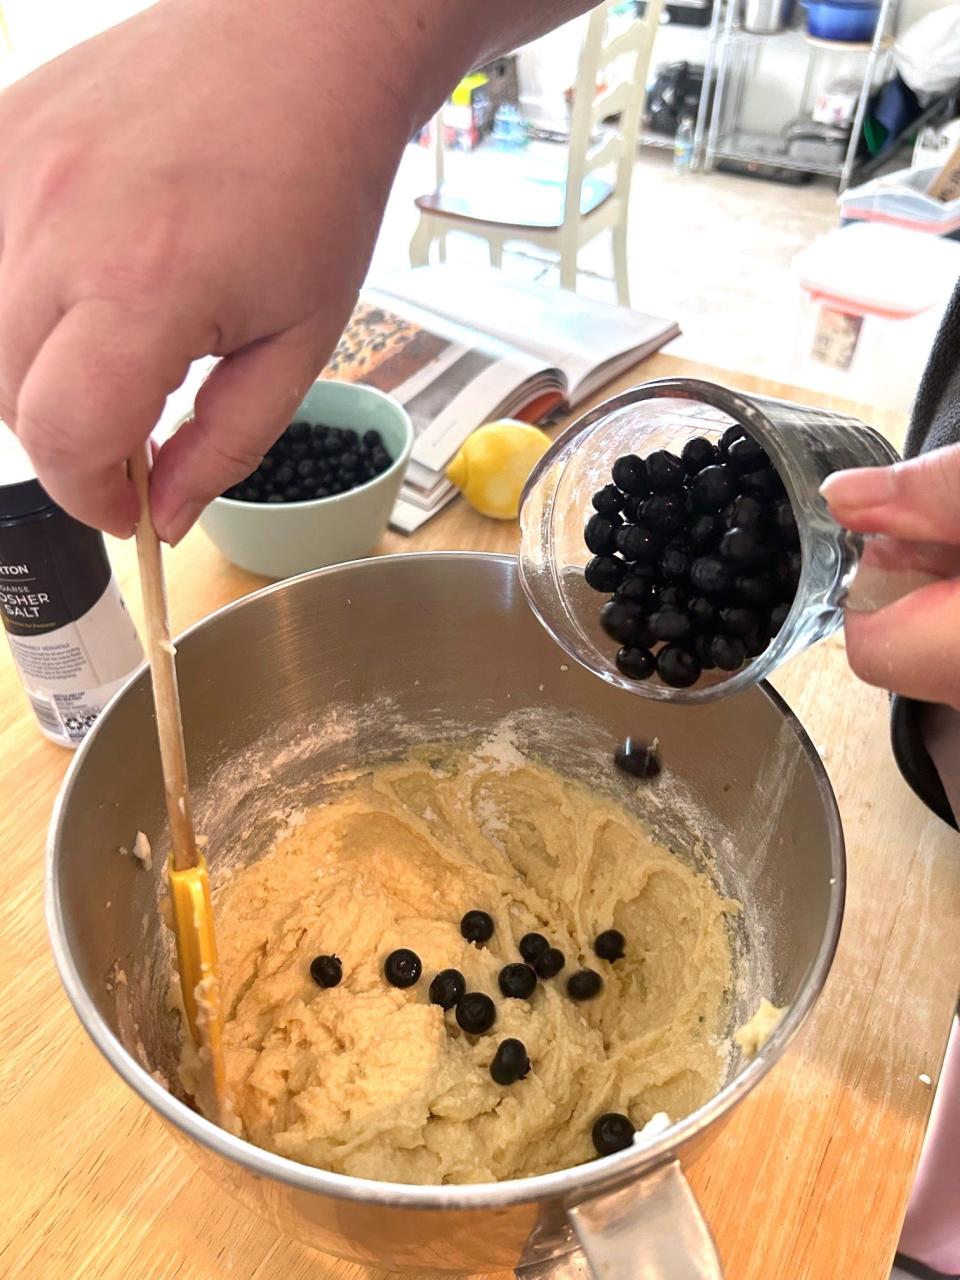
[1,351,958,1280]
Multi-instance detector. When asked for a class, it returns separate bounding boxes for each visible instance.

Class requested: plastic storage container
[839,166,960,236]
[793,223,960,412]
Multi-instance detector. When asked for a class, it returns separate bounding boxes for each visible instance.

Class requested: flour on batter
[179,740,738,1184]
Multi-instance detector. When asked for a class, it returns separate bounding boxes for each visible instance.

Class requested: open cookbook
[320,267,679,532]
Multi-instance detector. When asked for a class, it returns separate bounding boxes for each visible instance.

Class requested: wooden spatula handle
[129,445,197,872]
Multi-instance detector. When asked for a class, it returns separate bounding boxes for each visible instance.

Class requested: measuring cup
[518,377,956,704]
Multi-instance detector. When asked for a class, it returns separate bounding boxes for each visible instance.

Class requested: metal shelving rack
[695,0,899,189]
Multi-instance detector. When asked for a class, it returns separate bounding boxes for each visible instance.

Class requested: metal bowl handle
[516,1161,723,1280]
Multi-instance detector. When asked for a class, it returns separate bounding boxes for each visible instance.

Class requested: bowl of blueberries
[199,380,413,579]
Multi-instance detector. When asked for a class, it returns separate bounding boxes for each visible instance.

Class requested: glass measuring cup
[518,377,905,704]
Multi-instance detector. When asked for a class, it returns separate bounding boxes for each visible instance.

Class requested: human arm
[0,0,595,541]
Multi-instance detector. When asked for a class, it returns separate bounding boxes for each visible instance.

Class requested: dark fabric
[889,275,960,830]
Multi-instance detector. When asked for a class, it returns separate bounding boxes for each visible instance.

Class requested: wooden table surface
[2,351,959,1280]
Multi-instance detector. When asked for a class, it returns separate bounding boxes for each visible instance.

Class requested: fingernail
[820,466,897,509]
[162,500,204,547]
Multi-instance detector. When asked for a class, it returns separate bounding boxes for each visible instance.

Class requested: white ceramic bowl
[199,381,413,579]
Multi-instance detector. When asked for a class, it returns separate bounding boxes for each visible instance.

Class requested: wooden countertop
[2,351,958,1280]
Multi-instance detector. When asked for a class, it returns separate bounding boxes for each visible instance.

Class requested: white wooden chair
[409,0,664,305]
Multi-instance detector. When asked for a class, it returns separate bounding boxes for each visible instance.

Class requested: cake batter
[180,740,737,1184]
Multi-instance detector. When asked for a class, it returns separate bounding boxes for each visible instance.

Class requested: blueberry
[687,513,721,551]
[584,556,626,593]
[649,609,692,643]
[384,949,422,988]
[615,524,661,564]
[313,485,331,499]
[719,607,759,638]
[743,626,769,657]
[740,468,784,501]
[461,910,494,945]
[709,634,746,671]
[266,493,285,504]
[659,545,689,583]
[615,645,656,680]
[288,421,311,442]
[288,442,310,463]
[690,465,737,511]
[519,932,550,964]
[342,428,359,448]
[718,424,746,457]
[720,527,768,568]
[372,448,392,471]
[726,435,770,473]
[324,436,344,457]
[274,463,295,486]
[733,573,779,608]
[362,429,383,449]
[567,969,603,1001]
[429,968,466,1009]
[600,601,651,646]
[689,556,733,596]
[490,1038,531,1085]
[592,484,624,517]
[585,514,622,555]
[778,550,802,594]
[611,454,649,496]
[284,485,304,502]
[456,992,496,1034]
[309,954,342,988]
[688,596,717,630]
[258,455,276,475]
[534,947,565,979]
[774,500,799,548]
[499,963,538,1000]
[621,494,645,524]
[296,458,316,480]
[340,451,360,474]
[638,494,685,535]
[769,601,790,633]
[723,495,766,531]
[657,645,701,688]
[645,449,685,493]
[594,929,626,961]
[695,633,718,670]
[592,1112,636,1156]
[614,736,661,779]
[613,571,655,606]
[654,584,687,611]
[681,437,719,475]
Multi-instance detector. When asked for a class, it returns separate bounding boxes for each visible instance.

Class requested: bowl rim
[45,550,845,1212]
[200,379,414,512]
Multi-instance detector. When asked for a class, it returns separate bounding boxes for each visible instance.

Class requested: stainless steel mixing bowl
[46,553,844,1278]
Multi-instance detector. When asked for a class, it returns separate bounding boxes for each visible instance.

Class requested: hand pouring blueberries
[518,377,960,704]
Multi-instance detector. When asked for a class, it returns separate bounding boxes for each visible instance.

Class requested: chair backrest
[563,0,665,227]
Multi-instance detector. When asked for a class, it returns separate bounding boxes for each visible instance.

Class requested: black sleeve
[889,274,960,829]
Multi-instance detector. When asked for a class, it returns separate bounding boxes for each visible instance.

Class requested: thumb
[820,444,960,542]
[150,324,325,544]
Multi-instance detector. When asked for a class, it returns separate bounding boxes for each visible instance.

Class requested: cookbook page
[324,290,565,474]
[375,266,679,406]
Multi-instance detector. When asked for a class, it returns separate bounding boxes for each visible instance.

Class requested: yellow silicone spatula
[128,445,228,1124]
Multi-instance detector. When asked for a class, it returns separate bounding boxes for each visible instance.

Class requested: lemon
[445,420,552,520]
